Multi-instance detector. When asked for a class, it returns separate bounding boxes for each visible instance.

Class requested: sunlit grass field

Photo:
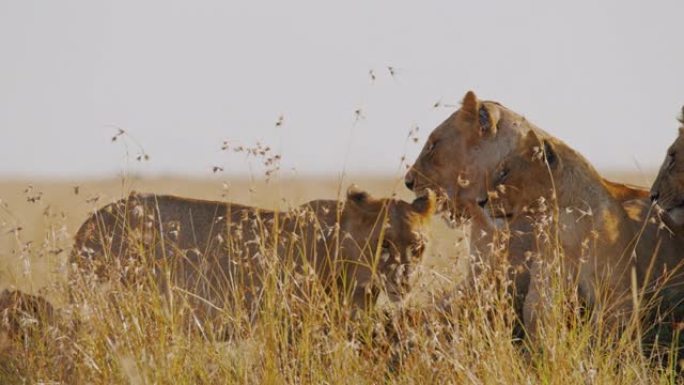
[0,176,465,298]
[3,173,678,385]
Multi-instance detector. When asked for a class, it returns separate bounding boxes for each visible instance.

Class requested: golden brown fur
[70,187,436,315]
[478,130,684,344]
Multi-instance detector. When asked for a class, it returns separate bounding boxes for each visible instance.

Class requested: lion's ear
[412,188,437,217]
[523,129,540,148]
[523,130,557,167]
[461,90,478,121]
[478,104,500,136]
[542,140,558,168]
[346,185,372,208]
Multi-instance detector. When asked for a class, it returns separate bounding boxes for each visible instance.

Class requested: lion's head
[651,107,684,227]
[405,90,531,217]
[340,186,436,306]
[479,130,562,218]
[406,91,648,222]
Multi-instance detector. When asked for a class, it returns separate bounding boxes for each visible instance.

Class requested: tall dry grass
[0,173,681,384]
[0,127,672,383]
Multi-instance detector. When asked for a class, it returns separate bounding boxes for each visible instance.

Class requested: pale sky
[1,0,683,179]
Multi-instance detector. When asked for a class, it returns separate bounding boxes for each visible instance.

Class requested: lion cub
[70,186,435,314]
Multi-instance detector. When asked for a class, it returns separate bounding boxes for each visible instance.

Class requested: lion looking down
[70,187,436,318]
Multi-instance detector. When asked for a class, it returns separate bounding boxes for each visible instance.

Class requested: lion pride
[405,91,650,337]
[405,91,649,267]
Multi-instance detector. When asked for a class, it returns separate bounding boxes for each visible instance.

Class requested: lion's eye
[427,140,437,153]
[379,241,392,262]
[667,151,676,171]
[497,168,509,183]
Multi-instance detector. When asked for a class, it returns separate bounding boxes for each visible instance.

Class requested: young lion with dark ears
[475,129,684,347]
[70,186,436,320]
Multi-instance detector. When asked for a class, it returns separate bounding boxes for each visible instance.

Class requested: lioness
[70,187,436,316]
[651,106,684,231]
[478,130,684,344]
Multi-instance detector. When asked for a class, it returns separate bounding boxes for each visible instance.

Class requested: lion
[70,186,436,317]
[0,289,57,349]
[651,106,684,231]
[476,130,684,346]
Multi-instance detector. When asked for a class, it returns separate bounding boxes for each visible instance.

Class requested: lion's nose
[477,196,489,208]
[405,173,415,191]
[650,191,660,202]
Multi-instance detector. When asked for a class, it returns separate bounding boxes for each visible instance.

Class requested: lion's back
[70,192,242,279]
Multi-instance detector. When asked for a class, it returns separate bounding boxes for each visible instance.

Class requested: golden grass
[1,174,680,384]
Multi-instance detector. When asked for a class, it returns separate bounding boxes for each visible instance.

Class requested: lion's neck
[554,160,634,251]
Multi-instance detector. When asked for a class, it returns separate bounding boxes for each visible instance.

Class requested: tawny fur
[70,188,436,316]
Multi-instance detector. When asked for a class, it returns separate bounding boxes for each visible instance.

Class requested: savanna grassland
[0,176,465,299]
[2,172,679,385]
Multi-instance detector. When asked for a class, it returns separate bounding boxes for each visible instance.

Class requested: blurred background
[2,0,684,178]
[1,0,683,294]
